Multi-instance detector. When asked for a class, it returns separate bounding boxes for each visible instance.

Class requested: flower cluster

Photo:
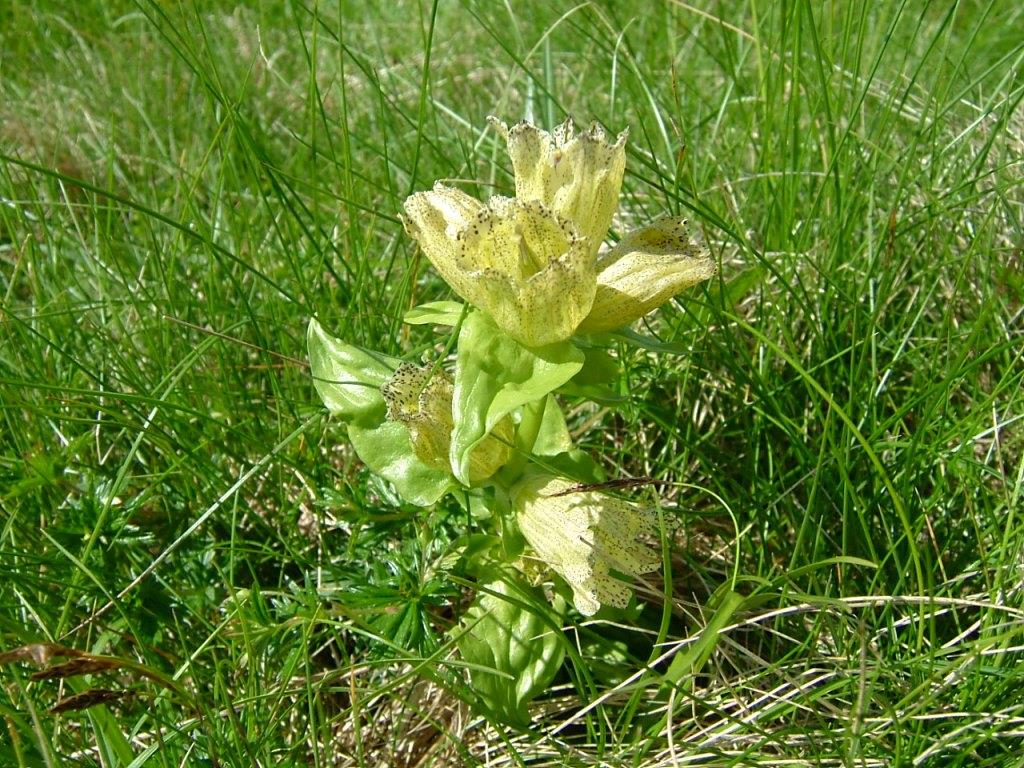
[403,118,715,348]
[310,117,714,617]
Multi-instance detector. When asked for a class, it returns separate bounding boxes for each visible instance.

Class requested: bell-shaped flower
[490,117,627,261]
[403,188,596,347]
[512,474,659,616]
[381,363,512,484]
[579,217,716,333]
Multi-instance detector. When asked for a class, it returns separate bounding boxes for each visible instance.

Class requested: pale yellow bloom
[491,118,713,333]
[490,117,627,260]
[381,363,512,483]
[403,188,595,347]
[404,120,713,345]
[513,474,659,616]
[579,217,716,333]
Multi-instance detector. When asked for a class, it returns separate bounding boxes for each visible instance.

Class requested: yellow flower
[490,117,627,261]
[492,118,714,333]
[381,363,512,484]
[404,119,714,345]
[579,216,716,333]
[403,188,595,347]
[512,474,659,616]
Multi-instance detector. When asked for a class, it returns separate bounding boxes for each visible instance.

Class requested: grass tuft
[2,0,1023,765]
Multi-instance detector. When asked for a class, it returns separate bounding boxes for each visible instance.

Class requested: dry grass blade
[49,689,129,715]
[29,657,124,681]
[0,643,86,667]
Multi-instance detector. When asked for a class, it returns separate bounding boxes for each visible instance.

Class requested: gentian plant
[308,117,715,725]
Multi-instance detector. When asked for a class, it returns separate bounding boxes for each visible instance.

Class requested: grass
[1,0,1023,765]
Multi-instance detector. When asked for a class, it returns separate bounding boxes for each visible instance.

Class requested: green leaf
[558,381,627,405]
[455,574,565,727]
[532,395,572,456]
[579,632,633,686]
[451,312,584,484]
[659,589,745,695]
[715,264,766,307]
[87,696,135,766]
[403,300,465,326]
[307,320,453,505]
[453,486,498,520]
[574,346,619,385]
[438,532,501,576]
[535,449,605,484]
[307,318,400,426]
[348,421,453,507]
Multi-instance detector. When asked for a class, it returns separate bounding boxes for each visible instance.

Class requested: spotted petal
[402,183,485,301]
[513,474,659,616]
[579,217,716,333]
[491,117,627,260]
[456,198,595,347]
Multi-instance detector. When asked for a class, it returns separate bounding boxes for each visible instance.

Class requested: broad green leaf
[715,264,766,307]
[307,320,453,505]
[451,312,583,485]
[87,689,135,766]
[532,395,572,456]
[348,421,452,507]
[438,533,501,575]
[646,589,746,739]
[453,486,499,520]
[579,633,633,686]
[535,449,605,485]
[455,574,565,727]
[574,346,619,385]
[558,380,627,405]
[307,318,400,425]
[403,300,465,326]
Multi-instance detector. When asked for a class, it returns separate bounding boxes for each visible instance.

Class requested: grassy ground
[2,0,1023,765]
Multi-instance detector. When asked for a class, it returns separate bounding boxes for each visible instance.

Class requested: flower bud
[381,363,512,484]
[512,474,659,615]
